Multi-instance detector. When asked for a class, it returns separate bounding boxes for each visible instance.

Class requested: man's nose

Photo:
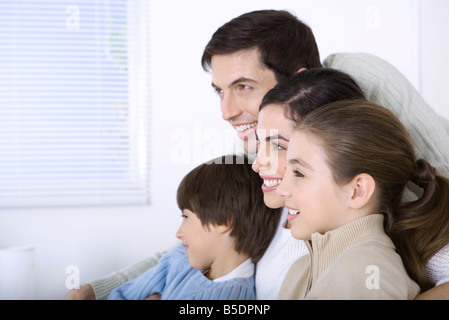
[221,93,240,121]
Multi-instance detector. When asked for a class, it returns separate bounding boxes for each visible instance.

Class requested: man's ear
[297,67,307,73]
[347,173,376,210]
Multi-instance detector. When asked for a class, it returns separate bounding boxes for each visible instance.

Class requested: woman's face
[252,105,296,209]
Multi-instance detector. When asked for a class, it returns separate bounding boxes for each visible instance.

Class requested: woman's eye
[271,142,286,151]
[277,144,286,151]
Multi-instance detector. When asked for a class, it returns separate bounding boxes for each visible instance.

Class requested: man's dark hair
[201,10,322,82]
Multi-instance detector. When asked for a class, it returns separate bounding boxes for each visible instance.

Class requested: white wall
[0,0,447,299]
[420,0,449,120]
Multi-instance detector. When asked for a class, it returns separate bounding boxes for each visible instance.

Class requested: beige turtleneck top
[277,214,420,300]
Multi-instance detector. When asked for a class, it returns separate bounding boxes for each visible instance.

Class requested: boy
[108,155,281,300]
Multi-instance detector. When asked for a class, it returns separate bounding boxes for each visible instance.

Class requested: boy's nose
[175,227,182,240]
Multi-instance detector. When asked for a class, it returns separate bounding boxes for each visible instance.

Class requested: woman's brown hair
[296,100,449,290]
[176,154,282,263]
[260,68,366,120]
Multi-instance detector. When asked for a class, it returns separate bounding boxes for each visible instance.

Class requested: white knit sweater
[255,208,308,299]
[426,243,449,286]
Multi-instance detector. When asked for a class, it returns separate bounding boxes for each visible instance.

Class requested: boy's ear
[213,224,231,234]
[347,173,376,210]
[297,67,307,73]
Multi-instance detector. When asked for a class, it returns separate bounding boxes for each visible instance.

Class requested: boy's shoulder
[190,275,256,300]
[156,242,190,274]
[163,242,188,259]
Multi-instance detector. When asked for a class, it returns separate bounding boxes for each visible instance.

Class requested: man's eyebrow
[229,77,258,88]
[211,77,258,90]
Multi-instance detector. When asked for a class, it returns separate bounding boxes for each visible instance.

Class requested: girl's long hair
[390,159,449,290]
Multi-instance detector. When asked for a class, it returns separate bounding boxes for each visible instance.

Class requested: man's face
[210,48,278,153]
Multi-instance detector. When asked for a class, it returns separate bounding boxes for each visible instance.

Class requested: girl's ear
[347,173,376,210]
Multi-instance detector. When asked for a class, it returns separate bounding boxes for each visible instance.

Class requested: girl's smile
[286,207,300,221]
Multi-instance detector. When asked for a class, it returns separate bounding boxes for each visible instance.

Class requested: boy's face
[210,48,278,154]
[175,209,223,271]
[276,131,352,240]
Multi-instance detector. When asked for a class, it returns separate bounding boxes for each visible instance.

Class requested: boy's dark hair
[201,10,322,83]
[177,154,282,263]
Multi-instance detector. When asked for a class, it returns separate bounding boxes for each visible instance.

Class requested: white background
[1,0,448,299]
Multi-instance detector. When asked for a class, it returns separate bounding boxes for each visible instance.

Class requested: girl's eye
[180,214,188,219]
[293,170,304,178]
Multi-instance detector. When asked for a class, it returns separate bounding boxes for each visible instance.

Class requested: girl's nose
[276,174,291,198]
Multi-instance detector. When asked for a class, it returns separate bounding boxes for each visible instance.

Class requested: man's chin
[243,134,258,154]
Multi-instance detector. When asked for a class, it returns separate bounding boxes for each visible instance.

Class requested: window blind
[0,0,151,208]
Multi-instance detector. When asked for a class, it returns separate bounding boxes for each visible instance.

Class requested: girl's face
[276,130,353,240]
[252,105,295,209]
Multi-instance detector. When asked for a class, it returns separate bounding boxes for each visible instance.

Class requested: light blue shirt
[108,243,255,300]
